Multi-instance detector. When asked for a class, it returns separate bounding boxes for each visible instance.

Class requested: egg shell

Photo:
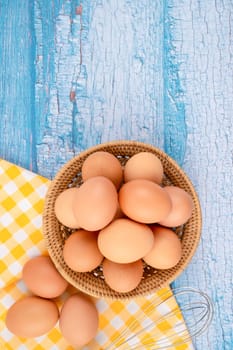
[98,218,154,263]
[102,259,144,293]
[54,187,80,228]
[63,229,103,272]
[119,179,172,224]
[22,255,68,298]
[6,296,59,338]
[143,225,182,269]
[124,151,163,184]
[158,186,194,227]
[82,151,123,189]
[59,293,99,347]
[72,176,118,231]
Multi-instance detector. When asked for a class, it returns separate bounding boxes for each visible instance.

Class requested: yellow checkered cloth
[0,159,194,350]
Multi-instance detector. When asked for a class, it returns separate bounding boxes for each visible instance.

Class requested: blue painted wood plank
[163,0,187,166]
[0,0,37,172]
[34,0,165,179]
[167,1,233,350]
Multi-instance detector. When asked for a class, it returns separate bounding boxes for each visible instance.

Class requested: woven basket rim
[43,140,202,300]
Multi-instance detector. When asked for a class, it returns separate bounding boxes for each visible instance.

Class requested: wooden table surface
[1,1,232,349]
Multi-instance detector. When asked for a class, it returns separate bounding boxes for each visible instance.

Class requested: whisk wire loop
[104,287,213,350]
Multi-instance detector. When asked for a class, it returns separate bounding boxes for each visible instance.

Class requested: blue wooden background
[1,1,233,349]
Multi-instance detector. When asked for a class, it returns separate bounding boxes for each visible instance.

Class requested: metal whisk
[104,287,213,350]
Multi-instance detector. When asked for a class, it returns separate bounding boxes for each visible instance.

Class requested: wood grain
[34,0,165,179]
[0,0,37,171]
[0,0,233,349]
[170,1,233,349]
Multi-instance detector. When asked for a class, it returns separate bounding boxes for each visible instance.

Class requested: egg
[119,179,172,224]
[72,176,118,231]
[143,225,182,269]
[124,152,163,184]
[59,293,99,347]
[22,255,68,298]
[82,151,123,189]
[54,187,80,228]
[6,296,59,338]
[63,229,103,272]
[158,186,194,227]
[102,258,144,293]
[98,218,154,263]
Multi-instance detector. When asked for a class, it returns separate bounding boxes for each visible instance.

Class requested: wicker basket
[43,140,202,299]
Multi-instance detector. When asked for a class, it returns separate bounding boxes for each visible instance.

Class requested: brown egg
[102,258,144,293]
[143,225,182,269]
[63,229,103,272]
[6,296,59,338]
[98,218,154,263]
[119,179,172,224]
[82,151,123,189]
[54,187,80,228]
[158,186,194,227]
[59,293,99,347]
[22,256,68,298]
[72,176,118,231]
[124,152,163,184]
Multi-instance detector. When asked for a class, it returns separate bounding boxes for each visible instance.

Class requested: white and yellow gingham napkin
[0,159,194,350]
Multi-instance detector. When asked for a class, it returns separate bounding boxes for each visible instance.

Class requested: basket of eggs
[43,140,202,299]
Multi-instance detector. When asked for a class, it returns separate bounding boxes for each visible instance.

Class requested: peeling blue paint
[71,0,92,152]
[34,0,63,143]
[163,0,187,166]
[29,1,38,173]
